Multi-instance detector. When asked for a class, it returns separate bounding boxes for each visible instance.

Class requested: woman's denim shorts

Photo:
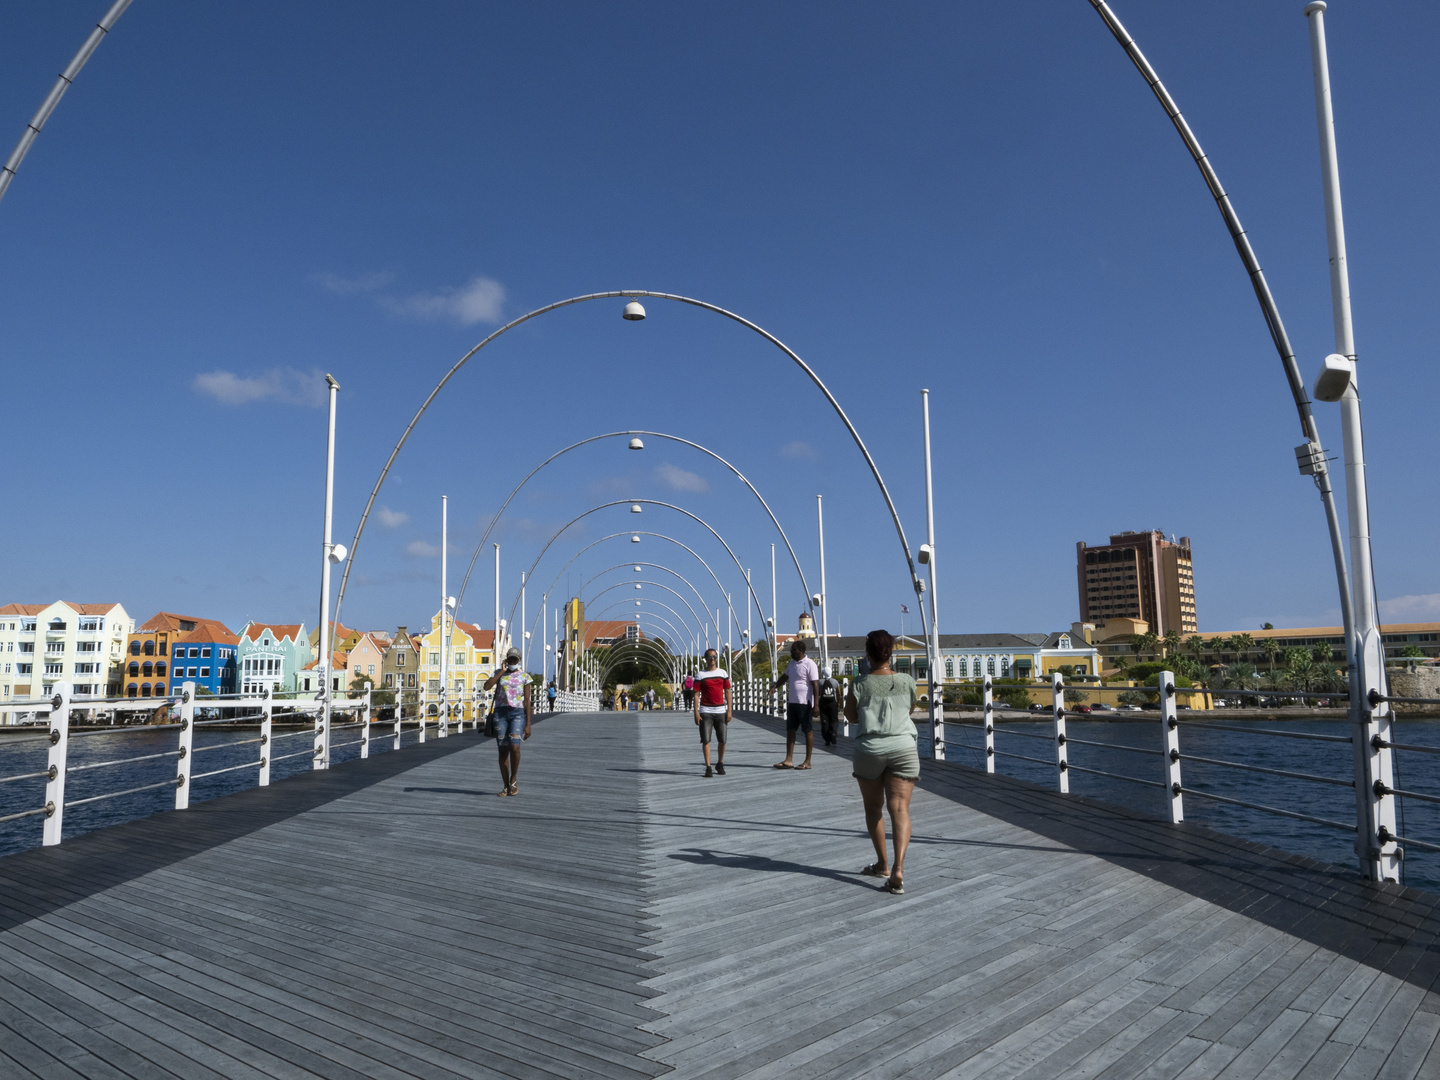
[495,705,526,745]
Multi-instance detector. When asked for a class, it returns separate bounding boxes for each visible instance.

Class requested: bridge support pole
[359,687,371,759]
[42,683,70,847]
[176,682,195,810]
[983,677,995,774]
[1159,670,1184,823]
[1052,672,1068,794]
[259,687,273,786]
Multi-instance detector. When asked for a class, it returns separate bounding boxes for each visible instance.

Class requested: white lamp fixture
[634,583,642,590]
[631,535,641,543]
[1313,353,1355,402]
[622,300,646,321]
[630,504,642,514]
[628,437,644,450]
[445,595,456,609]
[328,543,348,564]
[633,565,642,572]
[917,543,933,565]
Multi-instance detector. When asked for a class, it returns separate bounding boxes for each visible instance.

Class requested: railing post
[438,684,449,738]
[42,682,70,847]
[259,686,273,787]
[1159,670,1183,823]
[359,686,372,759]
[176,681,195,810]
[1052,671,1068,794]
[983,676,995,774]
[393,690,403,750]
[418,687,427,742]
[313,684,329,770]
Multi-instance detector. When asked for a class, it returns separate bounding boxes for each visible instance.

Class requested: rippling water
[935,717,1440,893]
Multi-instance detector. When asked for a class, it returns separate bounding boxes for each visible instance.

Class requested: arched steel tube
[582,598,689,648]
[593,628,684,682]
[451,430,812,623]
[502,500,768,653]
[575,580,709,640]
[332,291,925,652]
[570,562,718,636]
[0,0,133,208]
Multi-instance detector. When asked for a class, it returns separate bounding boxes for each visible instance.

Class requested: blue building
[127,613,239,698]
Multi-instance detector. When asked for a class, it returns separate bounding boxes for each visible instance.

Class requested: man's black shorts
[786,702,813,734]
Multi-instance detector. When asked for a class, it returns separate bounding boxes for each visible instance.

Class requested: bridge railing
[948,671,1440,879]
[0,680,497,849]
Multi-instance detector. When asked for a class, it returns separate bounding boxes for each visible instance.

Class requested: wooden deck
[0,711,1437,1078]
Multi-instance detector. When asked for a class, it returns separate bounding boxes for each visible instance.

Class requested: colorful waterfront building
[236,622,309,695]
[124,612,238,699]
[0,601,132,714]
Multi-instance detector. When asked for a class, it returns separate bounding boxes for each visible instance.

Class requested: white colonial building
[0,601,133,721]
[811,631,1101,684]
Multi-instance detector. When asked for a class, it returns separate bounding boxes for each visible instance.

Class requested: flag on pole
[900,604,910,614]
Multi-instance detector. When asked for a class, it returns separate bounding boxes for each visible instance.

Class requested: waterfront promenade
[0,712,1437,1078]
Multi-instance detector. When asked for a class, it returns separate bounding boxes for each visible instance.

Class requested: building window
[143,641,155,656]
[130,641,141,656]
[154,682,165,695]
[429,652,440,666]
[129,662,140,676]
[200,667,210,678]
[127,684,137,697]
[383,673,394,688]
[188,667,198,678]
[945,657,954,679]
[142,663,153,677]
[397,653,406,667]
[141,683,152,697]
[44,663,62,676]
[156,663,166,676]
[455,652,465,667]
[16,664,31,676]
[1000,657,1010,677]
[201,647,211,658]
[368,664,375,676]
[986,656,995,676]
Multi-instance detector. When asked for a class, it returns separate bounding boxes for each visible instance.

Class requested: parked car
[1091,703,1115,712]
[1029,703,1048,714]
[1074,705,1093,714]
[1121,704,1143,712]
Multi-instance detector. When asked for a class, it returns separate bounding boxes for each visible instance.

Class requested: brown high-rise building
[1076,531,1197,636]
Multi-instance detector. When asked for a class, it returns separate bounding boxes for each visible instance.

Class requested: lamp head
[631,535,641,543]
[811,593,822,607]
[445,596,456,609]
[917,543,932,565]
[633,565,642,572]
[1313,353,1355,402]
[628,437,644,450]
[622,300,646,321]
[328,543,348,564]
[634,583,642,590]
[630,504,642,514]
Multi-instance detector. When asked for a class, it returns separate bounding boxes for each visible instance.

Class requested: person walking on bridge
[682,673,695,712]
[693,648,731,777]
[818,667,842,746]
[845,629,917,895]
[546,680,557,712]
[772,639,819,769]
[483,646,531,796]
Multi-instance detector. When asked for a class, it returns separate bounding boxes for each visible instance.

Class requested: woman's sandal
[883,877,905,895]
[497,788,510,797]
[860,863,889,878]
[508,782,518,796]
[795,763,812,770]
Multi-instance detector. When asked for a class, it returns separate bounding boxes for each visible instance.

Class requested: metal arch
[450,429,813,624]
[570,562,718,635]
[591,625,685,680]
[577,580,709,639]
[583,597,690,648]
[528,532,745,639]
[502,500,769,653]
[0,0,133,208]
[333,291,926,653]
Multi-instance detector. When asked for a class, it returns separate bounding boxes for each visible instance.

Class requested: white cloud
[312,270,395,295]
[383,276,506,326]
[656,463,710,493]
[780,440,818,461]
[406,540,441,558]
[1380,593,1440,622]
[192,367,327,407]
[377,506,409,528]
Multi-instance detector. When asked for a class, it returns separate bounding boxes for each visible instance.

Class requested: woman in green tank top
[843,628,918,895]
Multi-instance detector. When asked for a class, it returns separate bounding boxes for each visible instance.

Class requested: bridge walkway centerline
[0,712,1430,1077]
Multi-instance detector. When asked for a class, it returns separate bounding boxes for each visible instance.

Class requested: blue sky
[1,1,1436,655]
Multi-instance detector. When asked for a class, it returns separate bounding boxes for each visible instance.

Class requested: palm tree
[1311,640,1336,664]
[1285,650,1318,693]
[1163,629,1182,660]
[1260,637,1281,679]
[1231,633,1255,665]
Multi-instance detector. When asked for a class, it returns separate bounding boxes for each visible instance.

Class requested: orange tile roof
[456,622,495,649]
[0,602,122,616]
[241,623,305,643]
[0,604,46,616]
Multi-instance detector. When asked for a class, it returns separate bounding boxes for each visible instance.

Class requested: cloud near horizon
[192,367,328,407]
[382,276,506,325]
[656,463,710,493]
[376,506,410,528]
[780,440,818,461]
[1380,593,1440,622]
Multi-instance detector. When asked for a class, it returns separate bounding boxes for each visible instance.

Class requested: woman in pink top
[483,646,532,796]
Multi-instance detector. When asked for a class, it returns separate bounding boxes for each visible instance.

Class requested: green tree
[1400,645,1425,659]
[1119,689,1153,706]
[1312,640,1337,664]
[1260,637,1282,678]
[1162,629,1182,660]
[1063,688,1089,704]
[1263,622,1274,630]
[1230,633,1255,663]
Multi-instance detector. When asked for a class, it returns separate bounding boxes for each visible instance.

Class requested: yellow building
[416,612,496,716]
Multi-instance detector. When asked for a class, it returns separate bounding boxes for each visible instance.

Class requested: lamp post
[817,496,830,678]
[920,389,944,760]
[1304,2,1398,883]
[314,374,345,771]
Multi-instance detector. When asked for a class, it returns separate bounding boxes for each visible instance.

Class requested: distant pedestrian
[546,680,558,712]
[646,687,656,711]
[620,689,629,711]
[846,629,917,895]
[818,668,842,746]
[693,648,731,777]
[483,646,532,797]
[682,674,695,711]
[772,640,820,769]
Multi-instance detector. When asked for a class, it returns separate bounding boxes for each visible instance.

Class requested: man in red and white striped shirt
[692,649,731,778]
